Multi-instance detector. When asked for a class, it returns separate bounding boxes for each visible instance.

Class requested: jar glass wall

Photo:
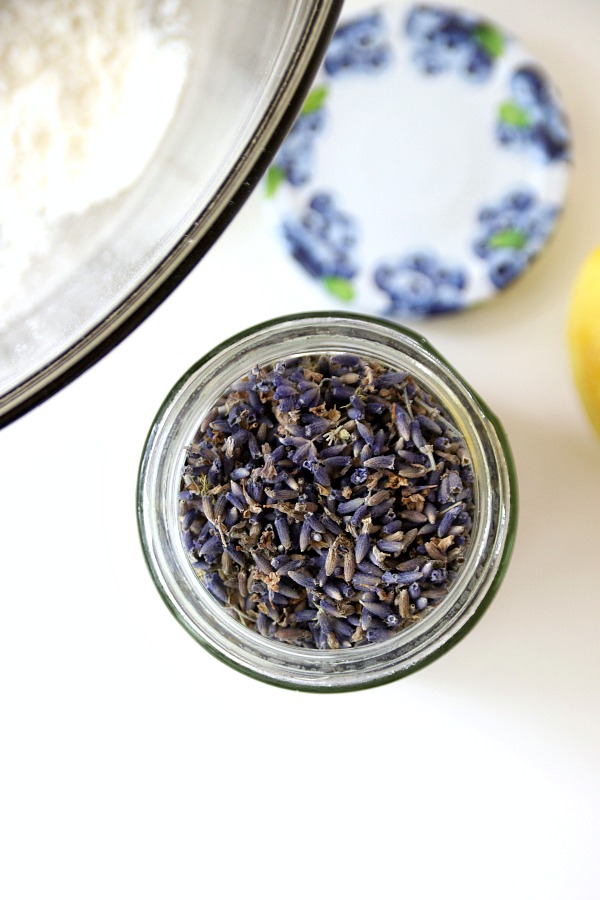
[137,312,517,691]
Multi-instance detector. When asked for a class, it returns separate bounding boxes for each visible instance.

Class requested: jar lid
[264,1,571,316]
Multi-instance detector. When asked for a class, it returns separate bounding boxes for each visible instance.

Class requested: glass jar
[137,312,517,691]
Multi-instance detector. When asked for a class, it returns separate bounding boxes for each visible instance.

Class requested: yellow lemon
[568,246,600,438]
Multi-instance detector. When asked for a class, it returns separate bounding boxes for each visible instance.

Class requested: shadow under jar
[137,313,517,691]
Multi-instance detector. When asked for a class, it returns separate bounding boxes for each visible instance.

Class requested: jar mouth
[137,312,517,691]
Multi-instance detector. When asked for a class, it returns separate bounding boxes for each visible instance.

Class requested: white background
[2,1,600,897]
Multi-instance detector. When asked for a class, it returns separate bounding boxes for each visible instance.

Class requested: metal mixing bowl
[0,0,341,428]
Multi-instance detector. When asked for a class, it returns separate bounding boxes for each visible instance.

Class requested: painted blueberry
[325,12,392,76]
[272,108,326,187]
[473,189,560,288]
[282,193,358,281]
[497,65,570,163]
[374,252,468,316]
[405,4,504,83]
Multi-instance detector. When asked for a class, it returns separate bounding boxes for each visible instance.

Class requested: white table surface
[2,1,600,897]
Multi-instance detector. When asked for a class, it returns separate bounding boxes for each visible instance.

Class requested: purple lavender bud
[295,609,317,624]
[305,419,330,439]
[395,406,411,441]
[420,560,434,580]
[358,559,384,577]
[351,573,380,590]
[224,543,245,566]
[368,498,394,519]
[350,503,370,528]
[372,429,387,456]
[204,573,228,604]
[179,489,200,501]
[437,475,451,505]
[377,371,408,386]
[309,622,328,650]
[366,626,389,643]
[447,470,463,494]
[299,519,312,552]
[416,414,442,436]
[323,582,344,602]
[208,459,222,487]
[313,464,331,487]
[290,443,314,466]
[437,504,463,538]
[408,582,421,601]
[400,510,428,524]
[424,502,437,524]
[273,558,302,575]
[337,497,365,515]
[355,532,371,564]
[333,353,361,367]
[364,455,396,470]
[230,467,252,481]
[223,507,239,528]
[274,582,301,600]
[398,449,428,465]
[347,394,366,420]
[319,597,340,617]
[288,569,316,589]
[268,488,299,501]
[331,382,354,403]
[417,522,437,536]
[225,491,246,512]
[356,421,374,444]
[256,613,271,636]
[303,513,324,534]
[359,442,373,464]
[247,432,261,458]
[275,516,292,550]
[251,552,273,575]
[182,508,199,531]
[331,618,355,643]
[322,455,353,469]
[382,520,404,536]
[382,570,422,586]
[430,567,447,583]
[274,383,297,399]
[320,443,350,459]
[376,539,404,554]
[198,534,223,558]
[300,386,321,408]
[322,514,344,536]
[181,529,195,553]
[361,599,396,620]
[365,400,386,416]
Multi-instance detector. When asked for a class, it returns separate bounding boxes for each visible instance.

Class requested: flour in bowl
[0,0,189,321]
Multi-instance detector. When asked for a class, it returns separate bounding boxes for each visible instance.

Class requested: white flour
[0,0,189,322]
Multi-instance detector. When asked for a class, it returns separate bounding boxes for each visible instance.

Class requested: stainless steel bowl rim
[0,0,343,429]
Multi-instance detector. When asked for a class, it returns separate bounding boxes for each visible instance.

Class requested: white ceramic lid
[265,1,572,316]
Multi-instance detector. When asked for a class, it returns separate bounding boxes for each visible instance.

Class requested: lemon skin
[568,246,600,438]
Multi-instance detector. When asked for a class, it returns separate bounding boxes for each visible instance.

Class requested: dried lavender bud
[178,353,475,650]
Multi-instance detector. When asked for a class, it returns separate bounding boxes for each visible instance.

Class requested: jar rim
[137,312,518,691]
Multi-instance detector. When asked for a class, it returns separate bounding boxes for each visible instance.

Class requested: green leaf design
[322,276,356,301]
[488,229,528,250]
[265,165,285,198]
[499,100,531,128]
[473,23,505,59]
[301,85,329,116]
